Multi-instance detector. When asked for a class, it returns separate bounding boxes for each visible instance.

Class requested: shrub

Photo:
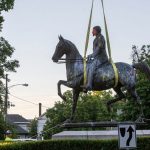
[0,137,149,150]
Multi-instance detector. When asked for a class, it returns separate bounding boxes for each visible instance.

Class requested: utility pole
[4,74,8,117]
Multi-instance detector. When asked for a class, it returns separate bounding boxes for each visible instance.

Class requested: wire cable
[30,121,65,139]
[9,93,49,109]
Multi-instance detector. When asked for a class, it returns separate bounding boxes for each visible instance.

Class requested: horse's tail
[133,62,150,80]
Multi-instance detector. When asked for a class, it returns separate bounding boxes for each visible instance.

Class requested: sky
[1,0,150,119]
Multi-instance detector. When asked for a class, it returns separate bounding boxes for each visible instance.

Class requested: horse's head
[52,35,68,62]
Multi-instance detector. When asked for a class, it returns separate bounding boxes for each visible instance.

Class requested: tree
[29,118,37,137]
[118,45,150,123]
[0,0,15,31]
[43,90,119,139]
[0,0,19,111]
[0,0,19,138]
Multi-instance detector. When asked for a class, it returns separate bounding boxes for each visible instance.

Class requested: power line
[9,93,49,109]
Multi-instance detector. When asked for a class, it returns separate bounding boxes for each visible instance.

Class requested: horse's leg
[65,89,80,123]
[127,87,141,104]
[58,80,71,101]
[107,87,125,112]
[70,89,80,121]
[127,87,144,122]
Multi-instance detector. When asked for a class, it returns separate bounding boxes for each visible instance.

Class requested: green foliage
[0,37,19,76]
[0,0,18,77]
[5,123,18,139]
[0,15,4,31]
[0,36,19,111]
[132,45,150,63]
[0,0,15,11]
[0,80,4,111]
[75,91,116,122]
[0,0,19,139]
[0,137,150,150]
[0,0,15,31]
[29,118,37,137]
[0,0,19,113]
[44,90,119,139]
[119,45,150,123]
[0,113,5,140]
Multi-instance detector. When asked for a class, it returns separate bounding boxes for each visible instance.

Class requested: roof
[6,114,30,135]
[6,114,30,123]
[15,124,28,134]
[11,122,29,134]
[38,112,47,120]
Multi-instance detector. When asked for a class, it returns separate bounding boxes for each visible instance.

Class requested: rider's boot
[81,66,94,92]
[82,78,93,92]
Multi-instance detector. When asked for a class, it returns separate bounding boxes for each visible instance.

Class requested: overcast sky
[1,0,150,119]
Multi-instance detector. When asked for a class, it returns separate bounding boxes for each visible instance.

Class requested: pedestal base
[52,130,150,140]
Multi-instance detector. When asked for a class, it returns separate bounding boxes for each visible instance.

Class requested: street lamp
[4,74,29,116]
[8,83,28,89]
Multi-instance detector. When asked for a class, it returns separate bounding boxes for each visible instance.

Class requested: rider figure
[84,26,109,91]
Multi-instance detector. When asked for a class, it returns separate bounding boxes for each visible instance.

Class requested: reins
[57,58,84,64]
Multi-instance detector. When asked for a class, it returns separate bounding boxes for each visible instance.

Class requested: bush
[0,137,149,150]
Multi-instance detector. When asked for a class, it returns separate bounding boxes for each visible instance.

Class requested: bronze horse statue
[52,36,150,122]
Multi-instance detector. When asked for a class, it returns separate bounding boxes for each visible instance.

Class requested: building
[6,114,30,139]
[37,113,48,139]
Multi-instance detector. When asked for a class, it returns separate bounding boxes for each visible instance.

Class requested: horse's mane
[65,39,83,59]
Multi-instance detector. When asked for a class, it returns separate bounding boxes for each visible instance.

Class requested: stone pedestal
[52,130,150,140]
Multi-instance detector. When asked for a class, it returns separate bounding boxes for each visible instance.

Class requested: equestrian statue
[52,26,150,122]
